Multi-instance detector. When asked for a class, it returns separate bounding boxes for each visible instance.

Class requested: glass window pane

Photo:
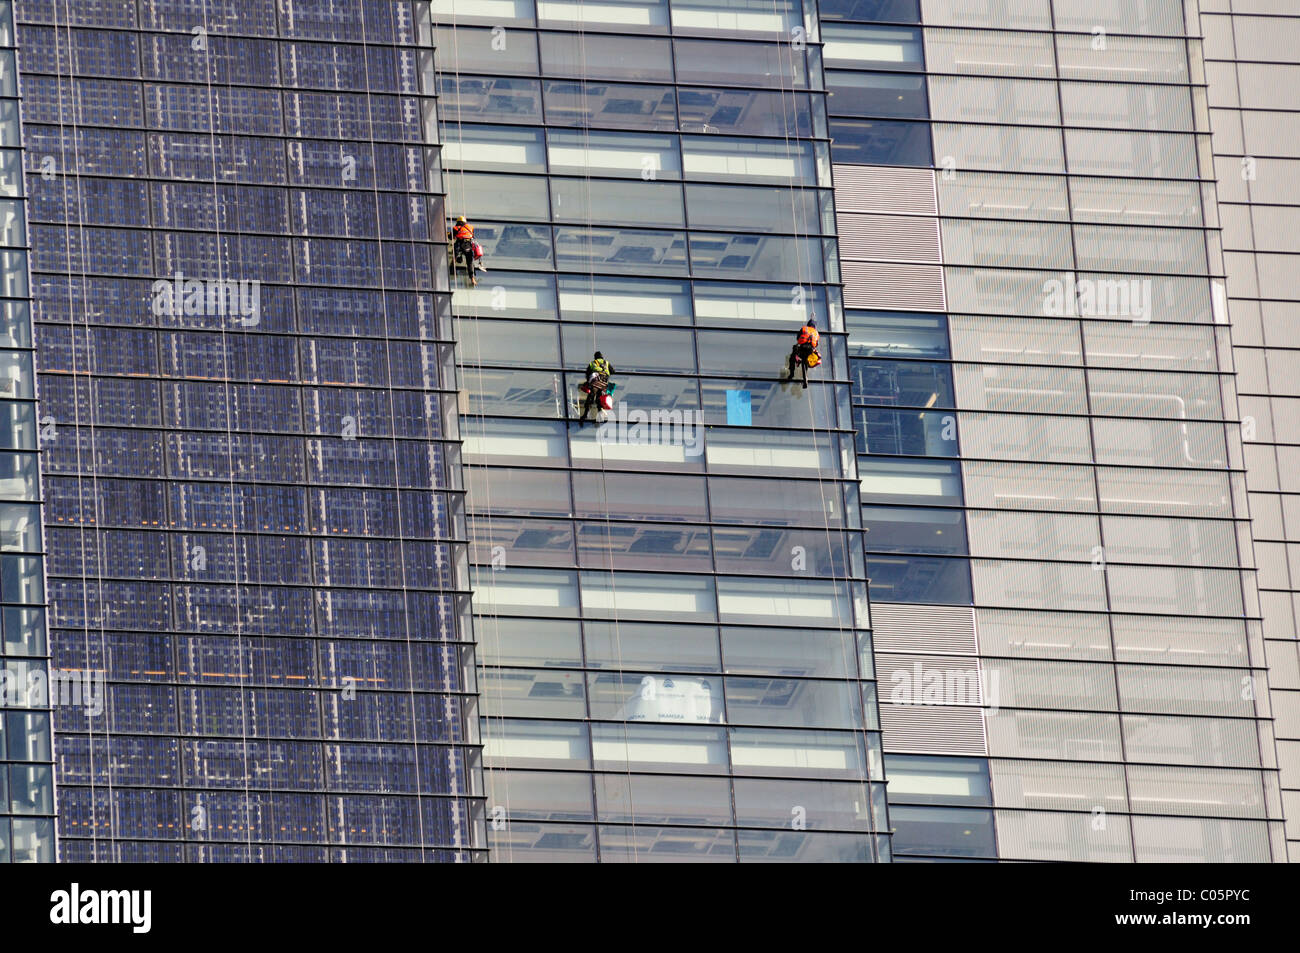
[730,726,867,779]
[572,471,707,522]
[480,618,583,667]
[738,829,875,862]
[441,123,545,172]
[588,671,724,722]
[434,26,538,73]
[0,503,39,552]
[674,38,807,88]
[716,576,853,627]
[554,226,687,275]
[848,311,949,359]
[686,183,819,234]
[482,667,587,719]
[437,74,543,124]
[679,88,816,137]
[829,118,932,166]
[453,271,557,319]
[547,129,680,179]
[681,136,815,185]
[460,318,559,368]
[471,565,580,615]
[551,178,684,227]
[891,804,997,857]
[860,458,963,506]
[584,620,722,671]
[732,777,873,830]
[592,723,728,773]
[721,627,855,678]
[690,233,822,283]
[544,80,677,129]
[432,0,536,26]
[695,281,828,328]
[9,764,54,814]
[671,0,799,36]
[447,172,549,222]
[864,506,967,555]
[867,553,972,603]
[822,0,919,21]
[558,275,691,325]
[483,719,591,769]
[486,769,593,821]
[726,676,861,729]
[537,0,670,31]
[560,322,695,372]
[540,32,673,81]
[885,754,992,806]
[827,70,928,118]
[474,222,554,268]
[822,24,924,71]
[596,773,733,826]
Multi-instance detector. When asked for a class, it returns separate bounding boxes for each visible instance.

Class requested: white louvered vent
[838,213,941,263]
[842,261,946,311]
[871,602,977,655]
[833,164,937,215]
[879,704,988,756]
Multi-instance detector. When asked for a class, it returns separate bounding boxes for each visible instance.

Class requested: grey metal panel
[878,703,988,756]
[871,602,978,655]
[841,261,946,311]
[832,164,937,215]
[837,212,941,264]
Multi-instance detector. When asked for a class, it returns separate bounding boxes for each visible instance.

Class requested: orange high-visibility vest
[453,222,474,241]
[797,325,819,348]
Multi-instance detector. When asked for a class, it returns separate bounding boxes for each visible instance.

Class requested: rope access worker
[578,351,615,426]
[788,318,820,389]
[449,215,479,286]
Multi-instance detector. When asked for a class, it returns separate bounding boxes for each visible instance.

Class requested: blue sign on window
[726,389,752,426]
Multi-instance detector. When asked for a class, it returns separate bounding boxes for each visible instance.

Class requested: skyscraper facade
[0,0,1295,864]
[7,0,483,862]
[1201,0,1300,864]
[0,0,55,864]
[432,0,886,862]
[838,0,1285,862]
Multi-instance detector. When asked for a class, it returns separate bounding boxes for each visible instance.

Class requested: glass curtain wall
[15,0,483,862]
[1201,1,1300,864]
[839,0,1284,862]
[429,0,888,861]
[0,0,55,864]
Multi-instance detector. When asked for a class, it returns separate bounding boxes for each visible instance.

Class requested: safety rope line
[770,0,879,856]
[568,0,640,864]
[49,0,114,862]
[197,0,256,860]
[440,0,514,864]
[357,1,431,859]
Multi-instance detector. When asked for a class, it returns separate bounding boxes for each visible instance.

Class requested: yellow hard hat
[455,215,467,223]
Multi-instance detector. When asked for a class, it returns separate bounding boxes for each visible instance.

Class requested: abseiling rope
[441,1,515,863]
[50,0,117,862]
[574,0,640,864]
[200,0,257,860]
[769,0,880,856]
[356,0,433,860]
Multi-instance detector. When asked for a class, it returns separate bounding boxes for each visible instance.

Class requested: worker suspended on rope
[576,351,616,426]
[448,215,484,286]
[787,318,821,389]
